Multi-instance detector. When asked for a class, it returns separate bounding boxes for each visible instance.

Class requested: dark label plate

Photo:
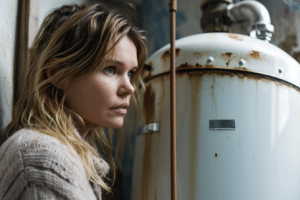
[209,119,235,130]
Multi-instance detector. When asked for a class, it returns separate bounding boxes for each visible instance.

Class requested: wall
[0,0,18,132]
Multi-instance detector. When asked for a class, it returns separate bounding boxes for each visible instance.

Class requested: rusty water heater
[127,0,300,199]
[129,32,300,199]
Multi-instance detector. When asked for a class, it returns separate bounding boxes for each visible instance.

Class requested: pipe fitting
[200,0,274,42]
[227,1,274,42]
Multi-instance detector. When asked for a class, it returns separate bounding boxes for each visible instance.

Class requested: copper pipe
[169,0,177,200]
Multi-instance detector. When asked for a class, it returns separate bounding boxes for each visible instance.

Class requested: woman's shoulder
[1,128,63,151]
[0,128,80,165]
[0,128,86,174]
[0,128,91,199]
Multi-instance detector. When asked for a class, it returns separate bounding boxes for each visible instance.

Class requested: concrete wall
[0,0,18,132]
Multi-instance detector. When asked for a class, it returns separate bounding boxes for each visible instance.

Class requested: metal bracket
[139,122,160,134]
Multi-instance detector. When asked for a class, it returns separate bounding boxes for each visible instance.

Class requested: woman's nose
[118,75,135,96]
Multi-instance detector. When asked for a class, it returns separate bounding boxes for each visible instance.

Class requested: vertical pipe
[169,0,177,200]
[14,0,30,105]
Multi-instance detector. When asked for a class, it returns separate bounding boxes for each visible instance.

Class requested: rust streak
[141,134,152,200]
[143,85,156,123]
[211,76,217,117]
[221,52,233,67]
[189,76,201,200]
[142,62,154,82]
[161,48,181,63]
[215,153,218,160]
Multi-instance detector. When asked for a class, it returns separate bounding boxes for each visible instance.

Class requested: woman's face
[65,35,138,129]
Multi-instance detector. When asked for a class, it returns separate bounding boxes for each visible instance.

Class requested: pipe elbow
[227,1,274,42]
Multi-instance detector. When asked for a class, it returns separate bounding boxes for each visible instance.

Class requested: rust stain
[176,63,251,72]
[227,33,244,41]
[141,133,152,200]
[161,48,181,63]
[221,52,233,66]
[193,51,209,59]
[249,51,261,60]
[195,63,203,68]
[147,62,300,93]
[215,153,218,160]
[221,52,233,58]
[233,67,250,71]
[211,76,217,117]
[143,84,156,123]
[144,62,153,71]
[189,76,201,200]
[142,62,153,82]
[154,187,157,200]
[177,63,194,69]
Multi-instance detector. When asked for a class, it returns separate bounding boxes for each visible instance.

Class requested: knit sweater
[0,128,110,200]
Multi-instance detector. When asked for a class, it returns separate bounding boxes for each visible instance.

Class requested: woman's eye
[104,66,116,75]
[128,71,135,78]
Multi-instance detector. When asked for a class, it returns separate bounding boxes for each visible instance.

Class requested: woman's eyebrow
[106,59,138,69]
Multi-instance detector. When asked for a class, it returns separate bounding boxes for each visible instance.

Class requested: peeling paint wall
[0,0,18,132]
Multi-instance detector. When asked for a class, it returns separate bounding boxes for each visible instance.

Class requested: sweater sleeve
[19,184,66,200]
[0,130,100,200]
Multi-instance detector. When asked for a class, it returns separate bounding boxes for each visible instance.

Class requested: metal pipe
[169,0,177,199]
[227,0,274,42]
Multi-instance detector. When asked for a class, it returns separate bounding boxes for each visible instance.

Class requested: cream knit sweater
[0,128,110,200]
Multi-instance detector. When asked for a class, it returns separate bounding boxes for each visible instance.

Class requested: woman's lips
[110,108,127,115]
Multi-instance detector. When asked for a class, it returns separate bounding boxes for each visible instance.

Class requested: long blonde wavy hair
[4,3,147,192]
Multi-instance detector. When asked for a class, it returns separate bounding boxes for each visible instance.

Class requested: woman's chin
[102,119,124,129]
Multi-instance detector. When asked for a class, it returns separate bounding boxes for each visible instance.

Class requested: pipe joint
[227,1,274,42]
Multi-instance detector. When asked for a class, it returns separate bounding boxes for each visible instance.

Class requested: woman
[0,3,147,200]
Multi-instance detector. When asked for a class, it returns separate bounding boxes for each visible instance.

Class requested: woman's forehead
[105,35,138,66]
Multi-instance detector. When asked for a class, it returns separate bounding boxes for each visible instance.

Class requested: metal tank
[129,32,300,200]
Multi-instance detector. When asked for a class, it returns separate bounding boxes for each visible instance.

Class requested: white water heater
[129,33,300,199]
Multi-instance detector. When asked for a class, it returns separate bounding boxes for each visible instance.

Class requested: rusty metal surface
[130,31,300,199]
[131,70,300,199]
[143,33,300,88]
[143,67,300,93]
